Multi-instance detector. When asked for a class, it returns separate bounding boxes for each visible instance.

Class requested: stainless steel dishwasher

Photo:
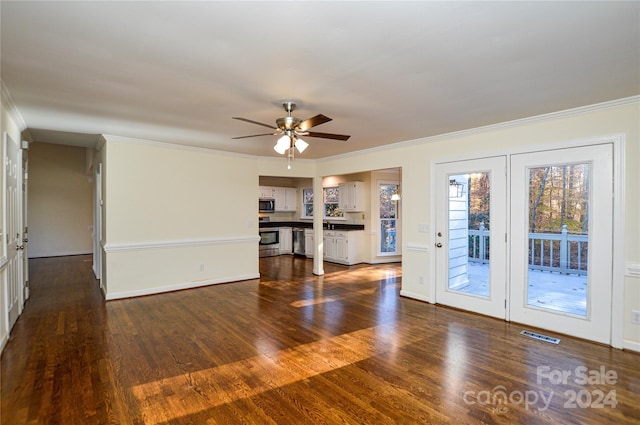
[293,228,305,256]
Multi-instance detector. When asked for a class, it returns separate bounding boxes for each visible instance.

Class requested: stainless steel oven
[259,228,279,257]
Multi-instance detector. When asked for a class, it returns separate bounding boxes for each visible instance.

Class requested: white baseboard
[623,339,640,353]
[29,250,91,259]
[0,333,8,354]
[399,289,431,303]
[105,273,260,300]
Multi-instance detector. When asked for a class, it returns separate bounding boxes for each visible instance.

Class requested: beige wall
[101,137,260,299]
[27,142,93,258]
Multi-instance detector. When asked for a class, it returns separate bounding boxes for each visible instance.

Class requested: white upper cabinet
[273,187,297,212]
[338,181,365,212]
[259,186,275,199]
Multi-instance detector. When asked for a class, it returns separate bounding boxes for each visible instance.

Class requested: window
[323,186,343,218]
[301,187,345,218]
[302,188,314,217]
[379,183,399,254]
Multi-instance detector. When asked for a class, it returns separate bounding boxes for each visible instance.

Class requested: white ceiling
[1,1,638,159]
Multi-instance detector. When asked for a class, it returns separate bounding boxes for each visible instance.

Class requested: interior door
[510,144,613,344]
[435,156,507,319]
[22,143,29,300]
[4,132,24,329]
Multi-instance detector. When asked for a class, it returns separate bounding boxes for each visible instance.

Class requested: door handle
[435,242,443,248]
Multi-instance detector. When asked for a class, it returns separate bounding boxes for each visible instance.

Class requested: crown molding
[1,80,27,131]
[101,133,263,159]
[320,95,640,162]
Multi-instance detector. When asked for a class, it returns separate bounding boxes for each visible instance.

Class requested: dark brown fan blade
[305,131,350,141]
[232,117,277,130]
[296,114,332,132]
[232,133,277,139]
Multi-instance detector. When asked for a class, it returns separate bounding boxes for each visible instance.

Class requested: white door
[510,144,613,344]
[4,133,24,329]
[22,143,29,300]
[435,156,507,319]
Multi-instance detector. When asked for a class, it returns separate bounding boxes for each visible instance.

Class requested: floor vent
[520,330,560,344]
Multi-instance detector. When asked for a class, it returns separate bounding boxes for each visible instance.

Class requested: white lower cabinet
[279,227,292,254]
[323,230,363,265]
[304,229,314,258]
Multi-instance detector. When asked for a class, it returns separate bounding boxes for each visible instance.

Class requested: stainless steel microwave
[259,198,275,212]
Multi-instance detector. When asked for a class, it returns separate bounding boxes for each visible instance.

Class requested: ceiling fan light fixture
[294,137,308,153]
[274,135,290,154]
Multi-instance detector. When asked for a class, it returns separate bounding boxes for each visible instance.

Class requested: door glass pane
[448,172,490,298]
[379,184,398,253]
[527,164,589,317]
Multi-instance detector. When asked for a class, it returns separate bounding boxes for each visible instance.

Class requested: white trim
[0,334,7,353]
[320,96,639,162]
[623,339,640,353]
[611,136,626,349]
[625,262,640,278]
[28,250,91,259]
[400,290,430,303]
[103,235,260,253]
[101,134,313,165]
[0,80,27,130]
[368,257,401,264]
[406,242,430,253]
[104,273,260,300]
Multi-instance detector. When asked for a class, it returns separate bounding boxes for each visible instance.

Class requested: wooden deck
[2,255,638,424]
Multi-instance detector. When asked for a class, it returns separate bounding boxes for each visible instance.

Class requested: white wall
[27,142,93,258]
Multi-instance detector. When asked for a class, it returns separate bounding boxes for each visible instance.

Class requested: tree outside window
[302,188,313,217]
[379,183,398,254]
[323,187,343,218]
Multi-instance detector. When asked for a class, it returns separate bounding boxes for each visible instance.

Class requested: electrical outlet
[418,275,424,285]
[199,264,205,272]
[632,310,640,325]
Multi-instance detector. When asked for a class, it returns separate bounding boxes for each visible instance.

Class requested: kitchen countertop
[259,221,365,231]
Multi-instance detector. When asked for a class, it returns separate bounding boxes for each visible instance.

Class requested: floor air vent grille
[520,330,560,344]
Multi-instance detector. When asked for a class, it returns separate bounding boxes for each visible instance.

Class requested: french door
[434,144,614,344]
[434,156,507,319]
[510,144,613,344]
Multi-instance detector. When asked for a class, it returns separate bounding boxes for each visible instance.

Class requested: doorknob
[437,232,443,237]
[436,242,443,248]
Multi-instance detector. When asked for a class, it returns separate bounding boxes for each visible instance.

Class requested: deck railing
[468,224,587,275]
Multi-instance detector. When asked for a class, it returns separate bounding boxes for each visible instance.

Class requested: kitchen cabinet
[323,230,364,265]
[259,186,275,199]
[274,187,297,212]
[279,227,292,254]
[305,229,314,258]
[339,181,365,212]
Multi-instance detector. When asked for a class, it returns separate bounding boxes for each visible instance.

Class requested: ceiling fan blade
[232,117,277,130]
[305,131,351,141]
[296,114,332,131]
[232,132,278,139]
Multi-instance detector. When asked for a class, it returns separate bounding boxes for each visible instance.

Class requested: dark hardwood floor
[2,254,639,424]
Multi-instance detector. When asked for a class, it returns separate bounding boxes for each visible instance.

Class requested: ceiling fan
[233,102,350,168]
